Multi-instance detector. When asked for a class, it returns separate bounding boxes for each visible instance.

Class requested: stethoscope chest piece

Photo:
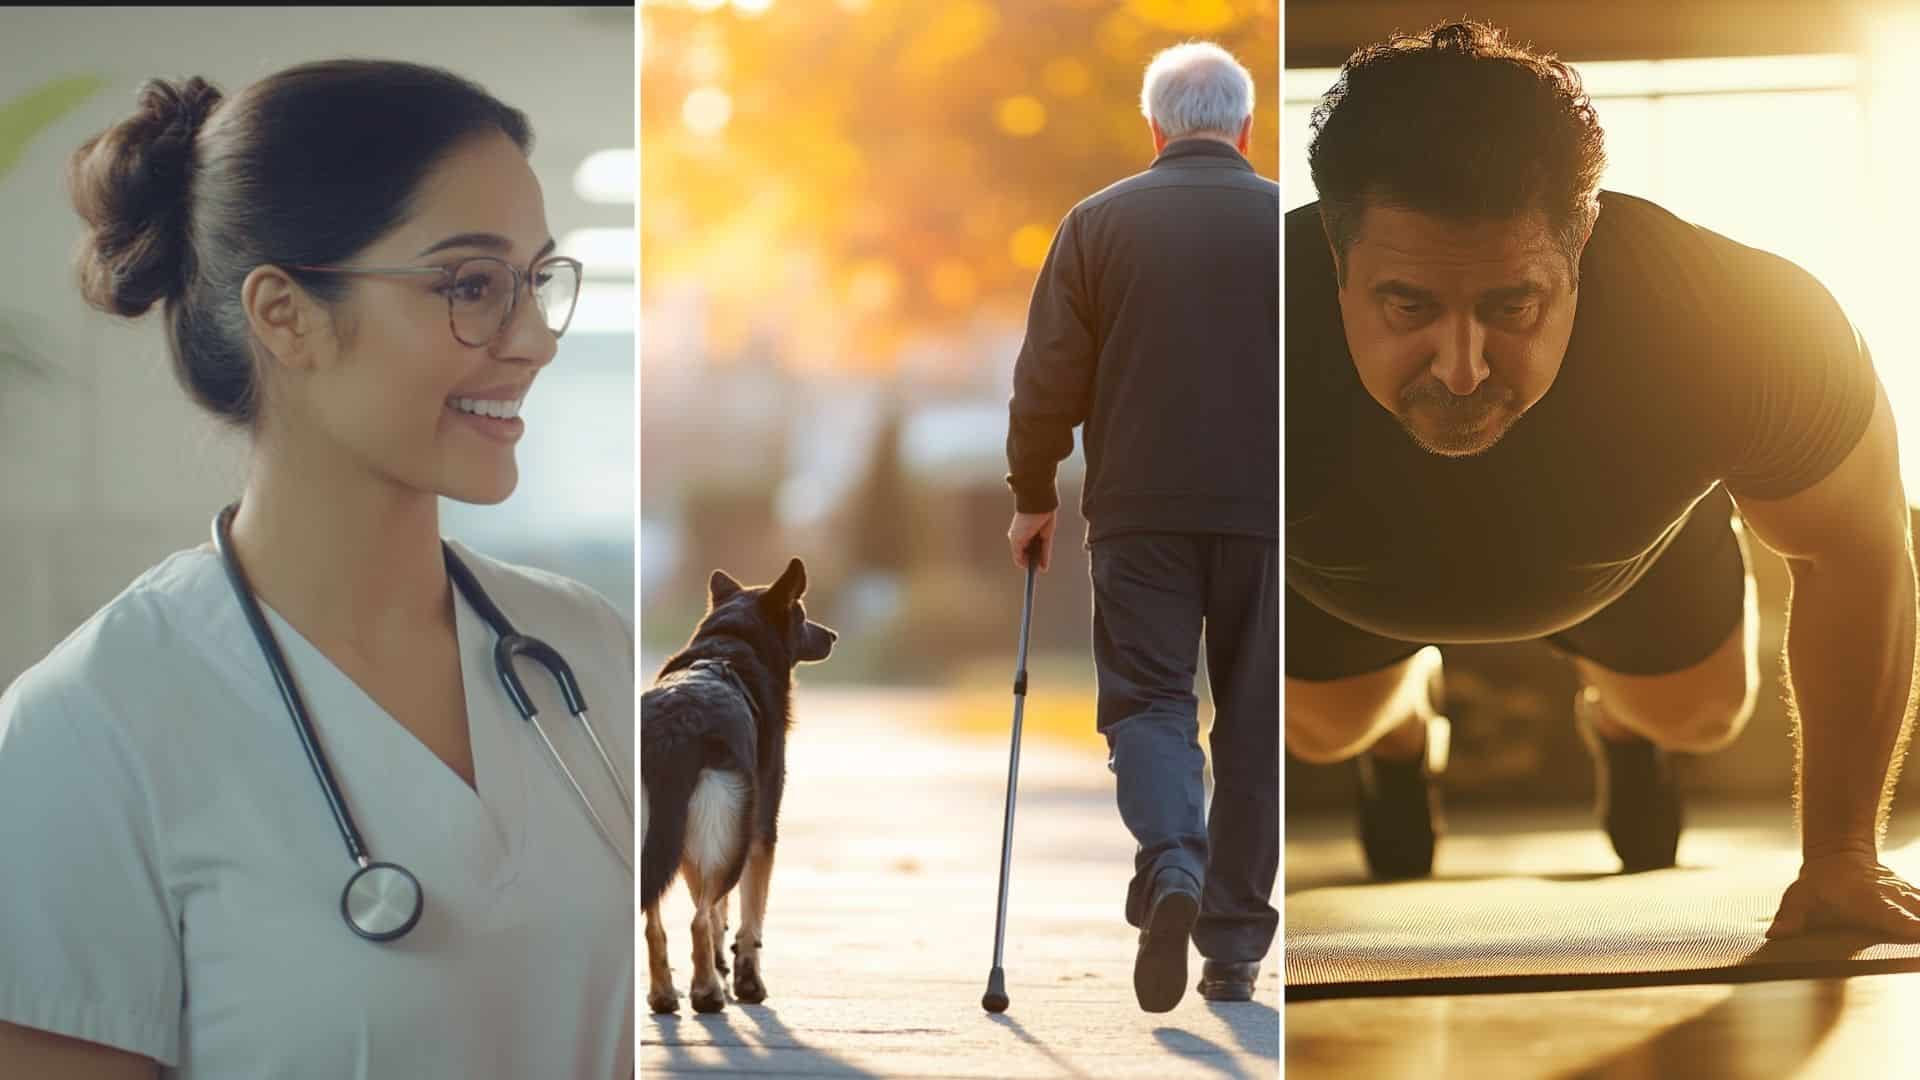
[343,861,424,942]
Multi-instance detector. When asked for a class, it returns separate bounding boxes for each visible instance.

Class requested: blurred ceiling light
[574,149,637,204]
[561,227,638,277]
[732,0,773,13]
[683,87,733,137]
[996,95,1048,137]
[1010,224,1053,270]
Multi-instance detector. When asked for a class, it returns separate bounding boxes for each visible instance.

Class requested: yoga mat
[1285,852,1920,1001]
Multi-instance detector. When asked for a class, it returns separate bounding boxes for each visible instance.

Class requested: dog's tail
[640,733,757,910]
[640,730,705,909]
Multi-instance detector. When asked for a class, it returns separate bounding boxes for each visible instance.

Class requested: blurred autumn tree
[641,0,1278,374]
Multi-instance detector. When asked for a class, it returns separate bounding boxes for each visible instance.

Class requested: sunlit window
[1285,48,1920,492]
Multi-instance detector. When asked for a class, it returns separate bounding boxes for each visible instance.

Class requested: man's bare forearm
[1784,542,1920,859]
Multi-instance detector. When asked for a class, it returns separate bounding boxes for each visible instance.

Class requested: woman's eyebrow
[416,232,558,260]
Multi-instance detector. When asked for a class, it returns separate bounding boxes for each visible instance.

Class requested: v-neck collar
[241,563,529,894]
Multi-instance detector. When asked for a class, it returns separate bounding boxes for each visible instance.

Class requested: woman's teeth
[451,397,522,420]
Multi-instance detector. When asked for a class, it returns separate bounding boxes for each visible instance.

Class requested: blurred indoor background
[640,0,1277,745]
[1286,1,1920,813]
[0,6,635,693]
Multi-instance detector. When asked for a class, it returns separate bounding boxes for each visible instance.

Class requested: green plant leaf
[0,74,107,184]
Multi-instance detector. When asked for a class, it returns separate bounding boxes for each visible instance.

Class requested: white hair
[1139,42,1254,140]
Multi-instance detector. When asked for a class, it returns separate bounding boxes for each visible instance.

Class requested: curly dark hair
[1307,20,1606,284]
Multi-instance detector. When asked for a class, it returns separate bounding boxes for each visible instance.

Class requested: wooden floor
[1286,802,1920,1079]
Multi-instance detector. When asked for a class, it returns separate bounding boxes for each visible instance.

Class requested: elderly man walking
[1002,41,1278,1013]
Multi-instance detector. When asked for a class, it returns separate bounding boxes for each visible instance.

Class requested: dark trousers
[1090,532,1278,963]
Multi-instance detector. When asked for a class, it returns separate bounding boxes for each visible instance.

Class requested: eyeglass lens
[447,257,581,346]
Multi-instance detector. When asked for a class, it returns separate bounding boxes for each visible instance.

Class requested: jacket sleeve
[1005,209,1097,513]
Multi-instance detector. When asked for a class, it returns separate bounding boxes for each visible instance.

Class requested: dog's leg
[733,835,775,1004]
[686,869,728,1013]
[644,900,679,1014]
[711,889,731,977]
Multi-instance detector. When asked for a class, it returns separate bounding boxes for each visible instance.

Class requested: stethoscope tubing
[213,504,373,867]
[214,501,634,941]
[446,552,634,870]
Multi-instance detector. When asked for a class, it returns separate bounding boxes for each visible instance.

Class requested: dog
[640,557,836,1014]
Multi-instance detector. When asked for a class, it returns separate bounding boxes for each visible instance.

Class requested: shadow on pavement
[985,1013,1098,1079]
[1203,998,1280,1060]
[1151,1026,1262,1080]
[645,1006,888,1079]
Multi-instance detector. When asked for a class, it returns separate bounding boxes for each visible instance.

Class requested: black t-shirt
[1285,191,1879,644]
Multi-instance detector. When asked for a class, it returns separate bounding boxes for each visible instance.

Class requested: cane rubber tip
[983,967,1009,1013]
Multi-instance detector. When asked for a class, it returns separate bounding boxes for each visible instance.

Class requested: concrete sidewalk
[641,687,1279,1079]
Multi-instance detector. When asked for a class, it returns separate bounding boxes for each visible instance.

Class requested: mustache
[1400,376,1513,411]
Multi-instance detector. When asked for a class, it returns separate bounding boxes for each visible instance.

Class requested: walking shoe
[1196,959,1260,1002]
[1355,713,1449,881]
[1134,867,1201,1013]
[1575,687,1682,873]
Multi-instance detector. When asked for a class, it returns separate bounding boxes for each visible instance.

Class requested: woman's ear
[241,265,325,372]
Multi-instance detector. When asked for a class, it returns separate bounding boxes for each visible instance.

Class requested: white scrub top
[0,541,634,1077]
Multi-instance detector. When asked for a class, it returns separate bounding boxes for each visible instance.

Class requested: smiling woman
[0,60,634,1078]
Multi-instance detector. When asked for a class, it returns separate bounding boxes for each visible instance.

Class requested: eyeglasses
[286,255,584,348]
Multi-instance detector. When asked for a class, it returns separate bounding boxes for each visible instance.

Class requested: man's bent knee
[1285,649,1439,765]
[1658,688,1756,754]
[1284,704,1373,764]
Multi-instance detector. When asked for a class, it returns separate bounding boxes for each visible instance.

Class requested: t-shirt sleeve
[0,671,182,1065]
[1711,241,1880,501]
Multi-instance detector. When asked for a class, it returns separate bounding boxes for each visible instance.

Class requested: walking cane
[982,536,1042,1014]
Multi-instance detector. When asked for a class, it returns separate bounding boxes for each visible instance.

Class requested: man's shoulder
[1073,158,1278,218]
[1590,190,1708,248]
[1585,190,1831,310]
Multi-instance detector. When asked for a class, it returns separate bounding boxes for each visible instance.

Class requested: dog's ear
[709,569,744,604]
[765,557,807,608]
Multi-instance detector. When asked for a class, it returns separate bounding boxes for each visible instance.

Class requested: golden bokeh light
[1043,57,1093,97]
[682,87,733,136]
[929,259,979,308]
[1126,0,1236,34]
[1097,9,1147,60]
[996,95,1048,136]
[846,258,903,314]
[1009,224,1054,270]
[642,0,1278,374]
[898,0,999,79]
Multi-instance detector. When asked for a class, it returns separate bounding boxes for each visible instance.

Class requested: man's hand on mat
[1766,850,1920,940]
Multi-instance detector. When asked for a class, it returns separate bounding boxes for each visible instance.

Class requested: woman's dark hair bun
[68,76,225,318]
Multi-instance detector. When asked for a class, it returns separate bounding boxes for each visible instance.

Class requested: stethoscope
[211,503,633,942]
